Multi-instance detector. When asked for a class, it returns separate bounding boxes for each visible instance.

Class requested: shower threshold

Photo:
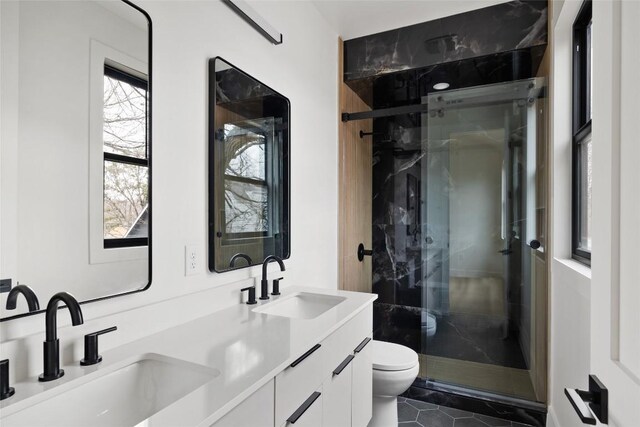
[405,378,547,426]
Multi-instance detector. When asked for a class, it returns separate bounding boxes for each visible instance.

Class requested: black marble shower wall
[343,0,547,83]
[343,1,549,359]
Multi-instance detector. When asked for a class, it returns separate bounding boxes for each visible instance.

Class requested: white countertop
[0,286,377,426]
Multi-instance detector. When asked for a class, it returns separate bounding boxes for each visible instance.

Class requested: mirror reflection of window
[102,64,149,248]
[223,118,279,238]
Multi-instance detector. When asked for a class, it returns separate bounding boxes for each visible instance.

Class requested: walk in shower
[371,77,547,404]
[339,1,549,415]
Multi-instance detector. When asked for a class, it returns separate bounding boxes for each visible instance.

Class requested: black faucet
[6,284,40,312]
[39,292,84,382]
[230,253,253,268]
[260,255,285,300]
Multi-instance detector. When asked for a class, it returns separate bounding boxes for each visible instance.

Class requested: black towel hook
[357,243,373,262]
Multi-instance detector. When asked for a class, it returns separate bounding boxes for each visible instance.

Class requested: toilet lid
[372,340,419,371]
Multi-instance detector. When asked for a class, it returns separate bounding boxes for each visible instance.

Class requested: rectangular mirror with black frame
[208,57,290,273]
[0,0,152,321]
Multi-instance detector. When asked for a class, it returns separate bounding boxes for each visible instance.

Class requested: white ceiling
[310,0,510,40]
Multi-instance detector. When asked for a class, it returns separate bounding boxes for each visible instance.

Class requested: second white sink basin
[2,353,219,427]
[254,292,346,319]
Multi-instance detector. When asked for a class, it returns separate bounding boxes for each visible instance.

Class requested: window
[222,119,275,239]
[103,64,149,248]
[572,0,592,264]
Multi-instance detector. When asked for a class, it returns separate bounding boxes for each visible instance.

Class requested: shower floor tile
[418,355,537,401]
[397,398,533,427]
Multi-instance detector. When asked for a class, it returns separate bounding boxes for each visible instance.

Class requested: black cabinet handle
[354,337,371,353]
[529,239,541,249]
[290,344,321,368]
[357,243,373,262]
[287,391,321,424]
[333,354,355,376]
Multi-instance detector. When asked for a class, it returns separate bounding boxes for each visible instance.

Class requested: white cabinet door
[212,379,275,427]
[589,1,640,425]
[323,358,353,427]
[351,338,372,427]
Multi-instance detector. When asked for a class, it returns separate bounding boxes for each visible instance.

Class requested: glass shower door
[420,78,546,402]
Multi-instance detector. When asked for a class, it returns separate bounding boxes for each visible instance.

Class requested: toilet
[422,310,437,338]
[370,340,419,427]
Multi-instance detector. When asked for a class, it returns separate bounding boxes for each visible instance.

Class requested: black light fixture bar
[223,0,283,45]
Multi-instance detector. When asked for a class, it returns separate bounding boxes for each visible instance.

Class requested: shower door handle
[357,243,373,262]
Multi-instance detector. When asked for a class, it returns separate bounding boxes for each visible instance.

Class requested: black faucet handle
[241,286,257,305]
[80,326,117,366]
[0,359,15,401]
[272,277,284,296]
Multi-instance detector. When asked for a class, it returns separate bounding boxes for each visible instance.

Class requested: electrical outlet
[185,245,198,276]
[0,278,12,293]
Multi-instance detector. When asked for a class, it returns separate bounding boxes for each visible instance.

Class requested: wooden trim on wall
[338,37,373,293]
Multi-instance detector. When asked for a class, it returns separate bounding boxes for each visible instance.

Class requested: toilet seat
[421,310,437,337]
[372,340,419,371]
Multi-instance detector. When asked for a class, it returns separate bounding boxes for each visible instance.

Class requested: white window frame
[89,39,147,264]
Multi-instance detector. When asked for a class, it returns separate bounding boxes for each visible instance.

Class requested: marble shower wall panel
[349,47,546,108]
[372,116,425,307]
[344,0,547,81]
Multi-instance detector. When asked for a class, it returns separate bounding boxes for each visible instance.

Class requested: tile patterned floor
[397,397,533,427]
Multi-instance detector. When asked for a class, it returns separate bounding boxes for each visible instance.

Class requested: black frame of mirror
[208,56,291,273]
[1,0,153,322]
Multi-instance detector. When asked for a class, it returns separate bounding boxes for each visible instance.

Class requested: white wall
[0,0,339,382]
[547,1,592,425]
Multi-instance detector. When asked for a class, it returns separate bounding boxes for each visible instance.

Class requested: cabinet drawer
[275,343,325,427]
[212,379,275,427]
[323,304,372,375]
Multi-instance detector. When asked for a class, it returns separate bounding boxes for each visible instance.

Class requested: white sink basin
[254,292,346,319]
[2,353,219,427]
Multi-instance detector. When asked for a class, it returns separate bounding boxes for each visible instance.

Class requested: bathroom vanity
[0,287,376,427]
